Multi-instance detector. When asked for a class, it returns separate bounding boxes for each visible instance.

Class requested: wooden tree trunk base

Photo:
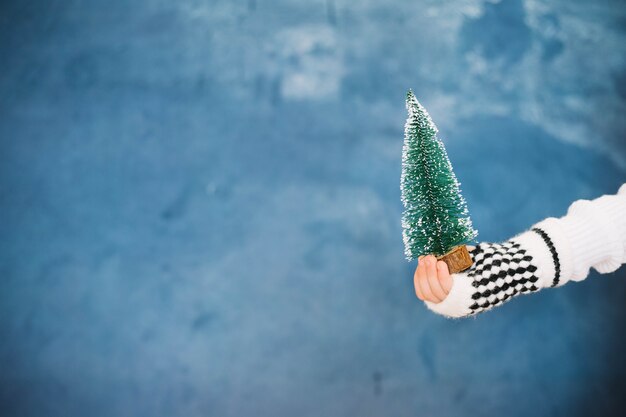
[436,245,473,274]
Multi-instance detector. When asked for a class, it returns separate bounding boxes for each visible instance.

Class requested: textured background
[1,0,626,416]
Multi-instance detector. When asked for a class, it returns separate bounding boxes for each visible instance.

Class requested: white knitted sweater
[425,183,626,318]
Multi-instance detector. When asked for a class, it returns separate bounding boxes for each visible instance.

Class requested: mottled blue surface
[1,0,626,416]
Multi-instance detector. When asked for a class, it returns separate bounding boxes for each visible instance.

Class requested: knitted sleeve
[424,183,626,318]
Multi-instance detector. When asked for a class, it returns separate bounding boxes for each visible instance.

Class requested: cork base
[436,245,473,274]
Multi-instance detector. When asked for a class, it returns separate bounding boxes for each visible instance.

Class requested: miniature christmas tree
[401,90,478,273]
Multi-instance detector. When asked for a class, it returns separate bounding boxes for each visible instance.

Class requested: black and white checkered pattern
[466,241,540,314]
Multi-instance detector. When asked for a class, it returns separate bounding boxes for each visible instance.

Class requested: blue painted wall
[1,0,626,416]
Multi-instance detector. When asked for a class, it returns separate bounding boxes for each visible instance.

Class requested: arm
[416,183,626,318]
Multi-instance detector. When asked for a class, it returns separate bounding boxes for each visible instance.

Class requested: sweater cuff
[510,228,563,288]
[527,217,575,285]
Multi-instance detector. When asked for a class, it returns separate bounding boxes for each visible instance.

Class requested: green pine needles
[401,90,478,260]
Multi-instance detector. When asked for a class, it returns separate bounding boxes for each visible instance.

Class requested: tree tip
[406,90,419,112]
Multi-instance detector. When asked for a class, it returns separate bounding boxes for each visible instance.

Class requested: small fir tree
[401,90,478,261]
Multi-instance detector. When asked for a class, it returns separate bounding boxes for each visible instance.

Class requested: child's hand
[413,247,475,304]
[414,255,452,304]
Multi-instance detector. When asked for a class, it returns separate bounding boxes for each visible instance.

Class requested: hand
[414,246,476,304]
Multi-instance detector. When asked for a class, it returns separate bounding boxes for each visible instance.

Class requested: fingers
[437,260,453,294]
[414,255,441,303]
[414,255,457,304]
[417,262,438,303]
[425,256,447,301]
